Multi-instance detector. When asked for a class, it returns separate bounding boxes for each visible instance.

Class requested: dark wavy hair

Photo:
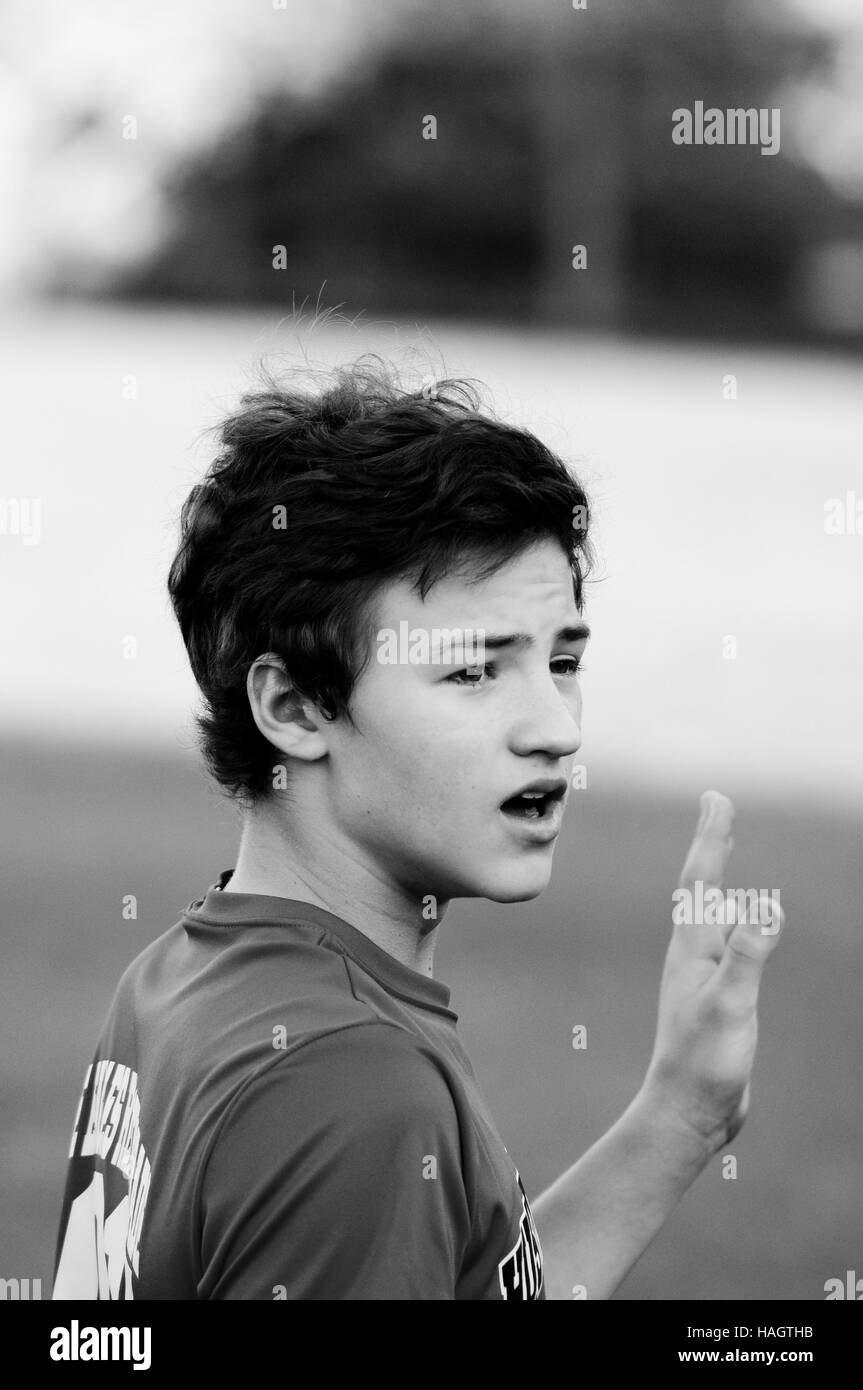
[167,355,592,802]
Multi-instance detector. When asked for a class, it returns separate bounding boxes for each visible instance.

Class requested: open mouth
[500,785,566,821]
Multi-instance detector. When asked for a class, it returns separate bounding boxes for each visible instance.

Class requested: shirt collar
[184,870,456,1018]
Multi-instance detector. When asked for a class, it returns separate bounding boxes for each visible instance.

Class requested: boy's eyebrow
[480,623,591,652]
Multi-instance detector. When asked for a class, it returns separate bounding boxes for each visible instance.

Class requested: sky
[0,0,410,289]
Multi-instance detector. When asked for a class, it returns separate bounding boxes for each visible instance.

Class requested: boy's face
[321,537,587,904]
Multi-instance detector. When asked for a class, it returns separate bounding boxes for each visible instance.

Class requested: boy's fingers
[679,789,735,890]
[711,895,786,1012]
[670,791,736,964]
[671,794,785,985]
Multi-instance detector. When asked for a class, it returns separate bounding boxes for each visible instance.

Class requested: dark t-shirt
[52,874,545,1300]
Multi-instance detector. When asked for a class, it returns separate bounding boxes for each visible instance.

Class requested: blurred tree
[530,0,837,334]
[129,20,541,318]
[123,0,858,343]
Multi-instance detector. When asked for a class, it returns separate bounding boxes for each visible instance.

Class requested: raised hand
[643,790,785,1152]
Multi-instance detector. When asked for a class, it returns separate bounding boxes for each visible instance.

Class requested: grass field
[1,738,860,1300]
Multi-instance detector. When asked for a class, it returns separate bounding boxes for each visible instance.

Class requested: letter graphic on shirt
[497,1170,544,1300]
[54,1061,151,1299]
[53,1172,134,1299]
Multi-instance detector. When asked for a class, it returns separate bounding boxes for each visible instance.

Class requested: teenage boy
[53,360,783,1300]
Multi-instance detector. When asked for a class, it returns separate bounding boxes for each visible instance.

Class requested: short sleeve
[198,1022,472,1300]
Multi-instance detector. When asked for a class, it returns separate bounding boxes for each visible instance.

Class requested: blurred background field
[1,0,862,1300]
[2,738,861,1300]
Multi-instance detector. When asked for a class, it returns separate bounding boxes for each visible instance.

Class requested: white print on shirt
[53,1060,151,1300]
[498,1170,544,1300]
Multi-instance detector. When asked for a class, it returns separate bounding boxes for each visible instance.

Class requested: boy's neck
[223,811,442,979]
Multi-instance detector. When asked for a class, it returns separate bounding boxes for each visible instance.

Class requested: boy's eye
[552,656,585,677]
[447,657,586,687]
[448,663,496,687]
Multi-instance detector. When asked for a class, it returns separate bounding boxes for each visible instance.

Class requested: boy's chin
[424,851,555,904]
[471,863,554,904]
[485,881,549,904]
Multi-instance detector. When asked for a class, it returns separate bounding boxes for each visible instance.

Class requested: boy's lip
[499,794,564,843]
[498,776,568,845]
[500,776,568,805]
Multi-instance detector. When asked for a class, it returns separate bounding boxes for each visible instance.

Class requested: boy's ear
[246,654,330,762]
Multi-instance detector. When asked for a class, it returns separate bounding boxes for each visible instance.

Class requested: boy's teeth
[502,789,554,818]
